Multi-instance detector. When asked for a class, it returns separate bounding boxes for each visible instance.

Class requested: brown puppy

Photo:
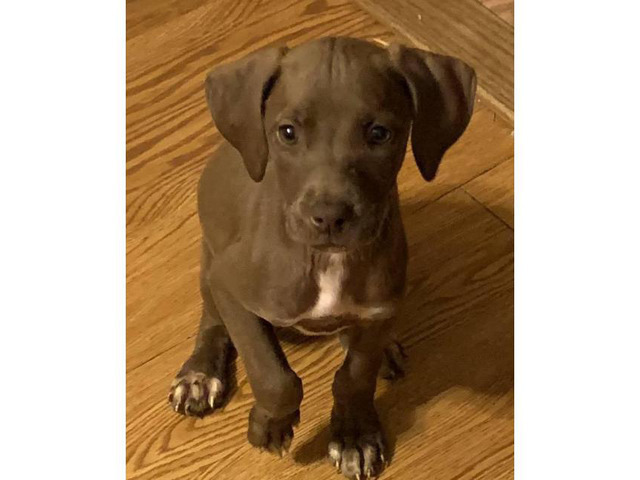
[168,37,476,479]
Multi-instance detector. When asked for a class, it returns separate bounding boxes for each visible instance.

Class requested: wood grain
[477,0,514,25]
[353,0,514,124]
[465,157,514,228]
[126,0,211,40]
[126,0,514,478]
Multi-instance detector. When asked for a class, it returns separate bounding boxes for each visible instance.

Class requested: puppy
[168,37,476,479]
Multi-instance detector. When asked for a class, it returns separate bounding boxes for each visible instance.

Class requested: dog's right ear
[205,46,287,182]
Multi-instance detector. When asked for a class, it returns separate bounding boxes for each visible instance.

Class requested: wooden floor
[479,0,514,25]
[126,0,514,478]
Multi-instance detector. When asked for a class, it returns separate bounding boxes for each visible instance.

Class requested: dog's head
[205,38,476,251]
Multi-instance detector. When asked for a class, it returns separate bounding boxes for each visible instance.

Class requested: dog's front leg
[330,322,391,479]
[212,290,303,456]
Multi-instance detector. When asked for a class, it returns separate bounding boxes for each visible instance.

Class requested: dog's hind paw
[168,371,223,417]
[380,340,407,380]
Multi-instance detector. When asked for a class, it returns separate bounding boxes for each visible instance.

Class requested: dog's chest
[309,253,348,317]
[285,253,395,335]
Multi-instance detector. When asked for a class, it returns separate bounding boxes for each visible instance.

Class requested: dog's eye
[367,124,392,145]
[278,124,297,145]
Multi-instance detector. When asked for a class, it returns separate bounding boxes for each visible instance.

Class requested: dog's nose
[308,202,354,232]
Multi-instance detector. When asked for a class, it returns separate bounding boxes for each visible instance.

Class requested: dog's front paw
[168,371,224,417]
[247,405,300,456]
[328,405,387,479]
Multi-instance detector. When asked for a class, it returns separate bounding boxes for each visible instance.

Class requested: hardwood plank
[477,0,514,25]
[126,0,211,40]
[127,189,513,480]
[352,0,514,124]
[464,157,514,228]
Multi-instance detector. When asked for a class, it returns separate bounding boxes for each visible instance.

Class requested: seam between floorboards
[458,156,513,190]
[461,187,513,231]
[411,156,513,214]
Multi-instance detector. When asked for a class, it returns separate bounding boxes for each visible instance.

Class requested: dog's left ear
[389,45,477,181]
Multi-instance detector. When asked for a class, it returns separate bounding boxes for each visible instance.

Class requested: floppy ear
[389,45,477,181]
[205,46,287,182]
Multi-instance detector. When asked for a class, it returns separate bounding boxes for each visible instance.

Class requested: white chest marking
[261,253,397,328]
[296,253,394,322]
[310,253,346,317]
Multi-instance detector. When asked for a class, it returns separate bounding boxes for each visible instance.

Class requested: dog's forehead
[276,38,400,107]
[283,38,388,71]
